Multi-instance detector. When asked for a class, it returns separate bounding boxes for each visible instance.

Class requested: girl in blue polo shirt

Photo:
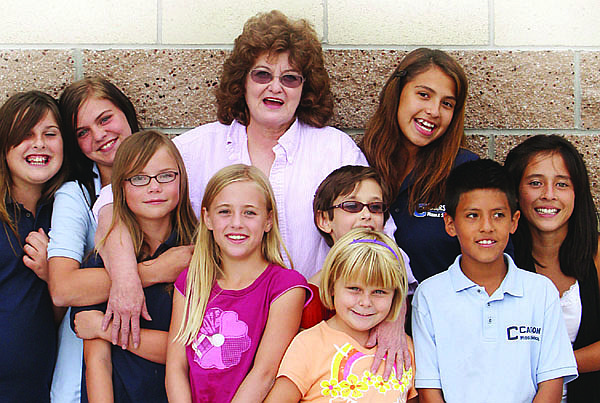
[0,91,66,402]
[71,130,197,402]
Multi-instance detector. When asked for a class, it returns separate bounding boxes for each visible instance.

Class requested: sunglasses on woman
[327,201,387,214]
[249,69,305,88]
[126,171,179,187]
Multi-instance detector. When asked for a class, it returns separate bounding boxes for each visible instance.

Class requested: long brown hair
[362,48,468,212]
[97,130,197,259]
[0,91,66,233]
[59,77,140,208]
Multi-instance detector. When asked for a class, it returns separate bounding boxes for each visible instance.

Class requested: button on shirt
[174,119,370,279]
[412,254,577,403]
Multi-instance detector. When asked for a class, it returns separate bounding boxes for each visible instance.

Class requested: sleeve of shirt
[276,330,314,396]
[411,286,442,389]
[269,267,313,307]
[92,184,113,222]
[48,181,93,262]
[174,268,189,296]
[384,217,417,292]
[537,279,578,385]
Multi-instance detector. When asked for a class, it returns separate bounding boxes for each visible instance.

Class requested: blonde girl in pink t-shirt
[166,164,309,402]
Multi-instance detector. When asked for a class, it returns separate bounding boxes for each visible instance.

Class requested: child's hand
[23,228,50,282]
[152,245,194,283]
[74,310,107,340]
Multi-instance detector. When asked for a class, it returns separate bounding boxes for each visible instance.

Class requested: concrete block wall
[2,0,600,200]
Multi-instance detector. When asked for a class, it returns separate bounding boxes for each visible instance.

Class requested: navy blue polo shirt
[73,231,177,403]
[0,199,57,403]
[391,149,480,283]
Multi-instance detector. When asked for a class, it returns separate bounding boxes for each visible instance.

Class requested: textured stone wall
[1,1,600,201]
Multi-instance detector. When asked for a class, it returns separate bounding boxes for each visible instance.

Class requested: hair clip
[350,238,400,262]
[394,70,407,78]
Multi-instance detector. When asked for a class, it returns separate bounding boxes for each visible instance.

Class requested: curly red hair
[216,10,333,128]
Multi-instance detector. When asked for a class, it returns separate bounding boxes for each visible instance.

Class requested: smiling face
[397,66,457,155]
[444,189,519,272]
[7,110,63,194]
[244,51,303,136]
[329,277,394,344]
[76,97,133,183]
[518,152,575,238]
[203,180,273,264]
[124,146,180,231]
[317,179,385,243]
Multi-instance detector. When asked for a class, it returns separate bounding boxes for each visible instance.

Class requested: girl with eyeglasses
[96,10,412,378]
[71,130,197,402]
[48,78,192,402]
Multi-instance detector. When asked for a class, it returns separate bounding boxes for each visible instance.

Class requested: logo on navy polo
[414,204,445,218]
[507,325,541,341]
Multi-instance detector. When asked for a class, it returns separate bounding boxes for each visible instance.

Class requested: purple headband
[350,238,400,262]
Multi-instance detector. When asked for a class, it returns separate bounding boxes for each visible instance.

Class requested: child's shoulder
[414,267,453,295]
[264,264,310,302]
[266,264,308,286]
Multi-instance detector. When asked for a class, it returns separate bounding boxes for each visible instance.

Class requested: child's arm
[264,376,302,403]
[574,342,600,372]
[49,246,193,308]
[532,378,562,403]
[230,287,305,402]
[84,338,114,403]
[96,204,149,349]
[166,291,192,403]
[366,296,410,380]
[22,228,67,323]
[418,388,445,403]
[74,309,169,364]
[574,253,600,372]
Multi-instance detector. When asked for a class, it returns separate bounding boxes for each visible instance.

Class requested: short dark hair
[444,159,517,218]
[313,165,390,246]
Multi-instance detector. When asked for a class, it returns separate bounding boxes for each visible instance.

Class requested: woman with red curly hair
[174,10,366,279]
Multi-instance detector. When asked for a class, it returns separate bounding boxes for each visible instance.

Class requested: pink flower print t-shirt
[174,264,310,402]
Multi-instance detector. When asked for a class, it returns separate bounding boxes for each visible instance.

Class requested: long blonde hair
[175,164,290,345]
[97,130,197,258]
[320,228,408,322]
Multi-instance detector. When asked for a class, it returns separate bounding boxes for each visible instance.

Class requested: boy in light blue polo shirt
[412,159,577,403]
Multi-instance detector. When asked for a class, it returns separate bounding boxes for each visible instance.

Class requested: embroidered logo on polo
[507,325,542,341]
[413,204,445,218]
[192,308,251,369]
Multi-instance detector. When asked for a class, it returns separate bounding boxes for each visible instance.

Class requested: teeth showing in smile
[99,139,116,151]
[415,118,435,131]
[228,235,246,240]
[535,208,558,214]
[477,240,495,245]
[26,155,49,165]
[264,97,283,105]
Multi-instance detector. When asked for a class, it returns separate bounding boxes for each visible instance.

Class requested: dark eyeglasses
[125,171,179,187]
[249,69,305,88]
[327,201,387,214]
